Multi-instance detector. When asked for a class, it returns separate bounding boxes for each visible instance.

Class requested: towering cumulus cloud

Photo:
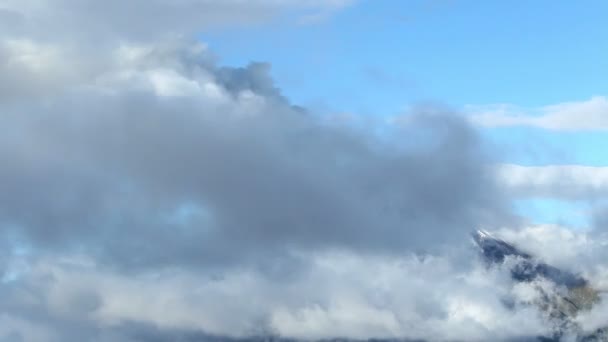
[1,1,604,341]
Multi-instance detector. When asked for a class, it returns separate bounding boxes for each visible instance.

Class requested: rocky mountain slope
[472,230,605,341]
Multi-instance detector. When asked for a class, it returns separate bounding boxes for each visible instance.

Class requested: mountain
[472,230,588,288]
[472,230,605,341]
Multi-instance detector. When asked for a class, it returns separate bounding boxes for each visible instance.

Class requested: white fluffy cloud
[1,249,555,341]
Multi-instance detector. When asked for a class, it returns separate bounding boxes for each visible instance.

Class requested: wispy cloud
[495,164,608,200]
[468,96,608,131]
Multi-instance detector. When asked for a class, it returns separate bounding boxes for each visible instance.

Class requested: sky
[0,0,608,341]
[205,0,607,110]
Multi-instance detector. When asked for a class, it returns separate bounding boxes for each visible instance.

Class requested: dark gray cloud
[0,44,511,272]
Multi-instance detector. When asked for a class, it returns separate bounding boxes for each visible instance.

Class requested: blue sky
[204,0,607,113]
[203,0,608,227]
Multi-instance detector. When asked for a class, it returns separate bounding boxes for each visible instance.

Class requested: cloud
[468,96,608,131]
[1,38,511,271]
[0,250,555,341]
[496,224,600,270]
[0,0,354,40]
[0,0,353,101]
[495,164,608,200]
[8,226,608,341]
